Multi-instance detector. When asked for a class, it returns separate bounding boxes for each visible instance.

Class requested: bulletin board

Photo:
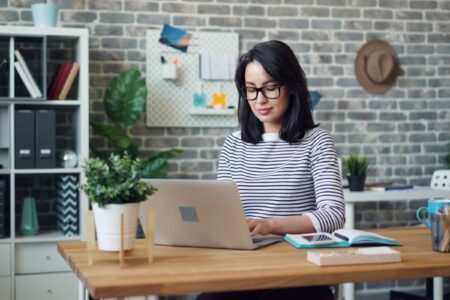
[146,30,239,128]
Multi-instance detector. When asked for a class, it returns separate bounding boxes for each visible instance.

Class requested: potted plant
[79,152,157,251]
[90,68,181,178]
[344,153,369,192]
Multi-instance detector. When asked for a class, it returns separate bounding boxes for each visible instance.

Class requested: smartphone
[298,233,336,245]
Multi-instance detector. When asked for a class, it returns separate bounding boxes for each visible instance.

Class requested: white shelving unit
[0,26,88,300]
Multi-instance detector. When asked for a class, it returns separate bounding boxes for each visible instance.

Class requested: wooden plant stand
[86,209,154,268]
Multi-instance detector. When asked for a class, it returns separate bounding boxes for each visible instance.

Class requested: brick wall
[1,0,449,297]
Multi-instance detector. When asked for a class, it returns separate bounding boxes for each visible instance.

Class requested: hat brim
[355,39,399,94]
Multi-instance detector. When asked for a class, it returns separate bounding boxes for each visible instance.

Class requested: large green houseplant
[90,68,181,178]
[79,152,157,251]
[344,153,369,191]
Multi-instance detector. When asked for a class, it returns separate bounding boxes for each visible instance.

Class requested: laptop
[138,179,282,250]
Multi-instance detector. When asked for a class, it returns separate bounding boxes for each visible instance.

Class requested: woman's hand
[247,218,275,235]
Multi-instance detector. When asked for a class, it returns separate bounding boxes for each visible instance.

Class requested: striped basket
[56,175,79,236]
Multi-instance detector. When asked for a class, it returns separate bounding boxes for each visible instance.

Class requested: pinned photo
[159,24,191,53]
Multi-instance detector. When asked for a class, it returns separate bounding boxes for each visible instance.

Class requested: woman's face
[244,60,290,133]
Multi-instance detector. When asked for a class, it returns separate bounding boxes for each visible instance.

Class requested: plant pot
[347,175,366,192]
[92,203,139,251]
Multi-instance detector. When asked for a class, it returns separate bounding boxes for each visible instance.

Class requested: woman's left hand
[247,218,275,235]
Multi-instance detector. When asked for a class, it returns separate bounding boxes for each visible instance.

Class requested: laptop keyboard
[252,237,265,243]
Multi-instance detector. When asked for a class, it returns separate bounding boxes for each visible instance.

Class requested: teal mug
[31,4,59,28]
[416,198,450,228]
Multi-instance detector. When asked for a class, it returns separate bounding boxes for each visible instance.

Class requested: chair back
[430,170,450,190]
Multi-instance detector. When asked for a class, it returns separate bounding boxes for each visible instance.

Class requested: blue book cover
[285,229,401,249]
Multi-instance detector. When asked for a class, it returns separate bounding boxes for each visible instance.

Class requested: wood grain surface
[58,227,450,298]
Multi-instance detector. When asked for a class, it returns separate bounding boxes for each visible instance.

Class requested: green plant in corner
[79,152,157,207]
[90,68,181,178]
[344,153,369,177]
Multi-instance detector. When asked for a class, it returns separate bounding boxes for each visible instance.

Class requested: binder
[0,179,5,237]
[15,110,35,169]
[35,110,56,168]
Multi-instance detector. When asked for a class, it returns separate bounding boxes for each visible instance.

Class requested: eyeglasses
[241,85,282,101]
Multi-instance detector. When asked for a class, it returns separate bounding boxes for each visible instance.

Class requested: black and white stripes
[217,127,345,233]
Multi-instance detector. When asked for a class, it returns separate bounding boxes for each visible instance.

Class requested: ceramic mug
[31,4,59,28]
[416,198,450,228]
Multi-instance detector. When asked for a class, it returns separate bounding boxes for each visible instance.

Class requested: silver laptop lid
[139,179,257,250]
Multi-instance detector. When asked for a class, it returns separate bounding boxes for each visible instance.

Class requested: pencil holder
[431,212,450,252]
[162,64,177,80]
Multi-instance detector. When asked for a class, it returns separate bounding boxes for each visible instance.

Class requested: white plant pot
[92,203,139,251]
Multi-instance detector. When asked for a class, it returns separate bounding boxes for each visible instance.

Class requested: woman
[200,40,344,299]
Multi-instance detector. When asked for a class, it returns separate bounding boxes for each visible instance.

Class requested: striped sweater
[217,127,345,233]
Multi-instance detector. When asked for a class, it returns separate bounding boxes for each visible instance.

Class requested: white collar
[262,133,282,142]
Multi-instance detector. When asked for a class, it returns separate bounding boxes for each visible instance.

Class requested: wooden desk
[58,227,450,299]
[343,187,450,300]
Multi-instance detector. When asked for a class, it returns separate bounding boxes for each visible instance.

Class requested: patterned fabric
[56,175,78,236]
[217,127,345,233]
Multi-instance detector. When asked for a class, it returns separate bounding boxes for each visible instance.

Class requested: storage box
[307,246,401,266]
[56,175,78,236]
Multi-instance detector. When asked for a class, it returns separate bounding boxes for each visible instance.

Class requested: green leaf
[344,153,369,177]
[141,158,168,179]
[104,68,147,127]
[147,149,183,161]
[90,122,131,152]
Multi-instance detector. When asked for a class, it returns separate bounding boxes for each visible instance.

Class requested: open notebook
[285,229,401,249]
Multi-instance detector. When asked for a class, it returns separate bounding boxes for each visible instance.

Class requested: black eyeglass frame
[240,85,283,101]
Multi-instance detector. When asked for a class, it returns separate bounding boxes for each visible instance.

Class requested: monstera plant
[90,68,181,178]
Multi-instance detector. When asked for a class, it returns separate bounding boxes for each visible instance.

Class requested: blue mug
[31,4,59,28]
[416,198,450,228]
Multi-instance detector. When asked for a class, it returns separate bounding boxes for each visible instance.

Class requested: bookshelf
[0,26,88,300]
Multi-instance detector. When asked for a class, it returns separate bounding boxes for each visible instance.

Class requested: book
[368,184,414,192]
[14,50,42,98]
[57,63,79,100]
[285,229,401,249]
[14,62,38,98]
[48,63,66,99]
[48,63,72,100]
[307,246,401,266]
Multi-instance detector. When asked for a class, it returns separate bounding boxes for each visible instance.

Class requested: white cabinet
[15,243,70,274]
[0,26,89,300]
[0,244,10,276]
[0,276,11,300]
[15,273,78,300]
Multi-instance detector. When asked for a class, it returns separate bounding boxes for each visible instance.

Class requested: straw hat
[355,39,399,94]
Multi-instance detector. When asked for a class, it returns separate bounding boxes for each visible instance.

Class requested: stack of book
[14,50,42,98]
[48,62,80,100]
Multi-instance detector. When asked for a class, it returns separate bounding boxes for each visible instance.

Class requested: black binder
[15,110,35,169]
[35,110,56,168]
[0,179,5,237]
